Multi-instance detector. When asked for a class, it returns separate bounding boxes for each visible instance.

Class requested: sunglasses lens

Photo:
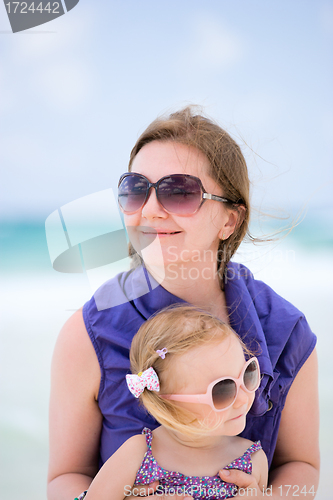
[212,379,237,410]
[244,360,259,391]
[158,175,202,215]
[118,175,148,213]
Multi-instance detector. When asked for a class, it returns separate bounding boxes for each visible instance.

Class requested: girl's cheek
[247,393,255,412]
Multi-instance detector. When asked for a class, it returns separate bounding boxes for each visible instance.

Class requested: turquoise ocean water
[1,216,332,499]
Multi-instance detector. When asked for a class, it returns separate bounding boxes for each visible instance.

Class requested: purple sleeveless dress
[82,262,316,468]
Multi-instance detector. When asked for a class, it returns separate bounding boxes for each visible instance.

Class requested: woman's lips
[140,230,182,236]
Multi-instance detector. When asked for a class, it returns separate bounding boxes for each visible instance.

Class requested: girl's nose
[233,386,250,409]
[141,188,168,219]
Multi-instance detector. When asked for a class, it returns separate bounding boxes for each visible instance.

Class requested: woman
[47,107,319,500]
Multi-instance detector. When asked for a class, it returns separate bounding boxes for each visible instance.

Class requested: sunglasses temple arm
[202,193,233,204]
[162,394,205,404]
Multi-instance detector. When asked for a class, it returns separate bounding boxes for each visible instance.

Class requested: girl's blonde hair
[129,304,252,437]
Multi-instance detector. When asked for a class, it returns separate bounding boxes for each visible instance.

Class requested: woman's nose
[141,187,168,219]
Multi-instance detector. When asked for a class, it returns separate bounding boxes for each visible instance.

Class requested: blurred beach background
[1,1,332,499]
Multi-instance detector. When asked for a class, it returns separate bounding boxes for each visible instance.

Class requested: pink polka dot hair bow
[126,367,160,398]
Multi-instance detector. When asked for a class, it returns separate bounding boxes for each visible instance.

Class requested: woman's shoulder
[227,263,316,382]
[82,270,135,341]
[83,270,130,313]
[56,307,91,354]
[227,261,307,321]
[52,307,101,402]
[83,265,155,315]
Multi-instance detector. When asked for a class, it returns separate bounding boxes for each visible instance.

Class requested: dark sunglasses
[161,357,260,412]
[118,173,242,216]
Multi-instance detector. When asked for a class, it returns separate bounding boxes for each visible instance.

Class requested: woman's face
[124,141,237,276]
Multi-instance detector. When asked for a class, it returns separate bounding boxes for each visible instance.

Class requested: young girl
[84,306,268,500]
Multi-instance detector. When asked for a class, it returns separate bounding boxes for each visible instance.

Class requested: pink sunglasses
[162,357,260,412]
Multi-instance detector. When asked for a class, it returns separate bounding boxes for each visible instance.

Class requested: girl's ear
[218,205,246,240]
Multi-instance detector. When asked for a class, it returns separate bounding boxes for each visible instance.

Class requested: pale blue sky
[1,0,332,221]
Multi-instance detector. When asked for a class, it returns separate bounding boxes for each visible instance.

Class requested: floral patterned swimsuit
[134,428,262,499]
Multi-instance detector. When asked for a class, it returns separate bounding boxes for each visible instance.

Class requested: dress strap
[142,427,153,448]
[244,440,262,455]
[224,441,262,474]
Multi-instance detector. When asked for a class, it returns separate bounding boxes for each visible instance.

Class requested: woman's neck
[145,260,229,322]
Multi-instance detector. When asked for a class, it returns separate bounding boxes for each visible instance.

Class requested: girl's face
[162,334,255,437]
[124,141,238,273]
